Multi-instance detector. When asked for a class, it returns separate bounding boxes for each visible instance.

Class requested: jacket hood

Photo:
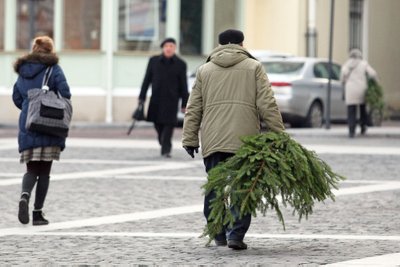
[207,44,257,68]
[14,52,59,79]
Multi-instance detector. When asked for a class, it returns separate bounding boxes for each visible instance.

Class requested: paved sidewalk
[1,122,400,266]
[1,120,400,139]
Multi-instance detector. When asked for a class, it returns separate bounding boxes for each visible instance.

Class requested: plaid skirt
[20,146,61,164]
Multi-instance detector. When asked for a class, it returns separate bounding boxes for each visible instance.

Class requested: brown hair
[32,36,54,54]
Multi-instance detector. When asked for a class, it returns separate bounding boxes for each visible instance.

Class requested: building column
[101,0,116,123]
[4,0,16,51]
[53,0,63,51]
[362,0,369,60]
[235,0,245,31]
[306,0,317,57]
[166,0,181,51]
[202,0,215,55]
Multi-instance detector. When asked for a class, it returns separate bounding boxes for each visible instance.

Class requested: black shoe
[361,126,367,135]
[162,153,171,158]
[214,239,227,246]
[32,210,49,225]
[18,198,29,224]
[228,240,248,250]
[349,132,355,138]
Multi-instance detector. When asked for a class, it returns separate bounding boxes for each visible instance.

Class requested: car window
[262,62,304,75]
[331,63,341,80]
[317,63,341,80]
[313,63,329,78]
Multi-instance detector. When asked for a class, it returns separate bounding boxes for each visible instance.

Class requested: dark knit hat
[160,37,176,48]
[218,29,244,45]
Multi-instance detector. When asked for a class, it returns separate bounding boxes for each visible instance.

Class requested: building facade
[1,0,399,124]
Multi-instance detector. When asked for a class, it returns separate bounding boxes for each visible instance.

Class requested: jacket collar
[14,52,59,73]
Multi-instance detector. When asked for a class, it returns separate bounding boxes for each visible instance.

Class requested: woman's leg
[34,161,52,210]
[359,104,368,134]
[21,162,40,199]
[32,161,52,225]
[347,105,357,137]
[18,161,40,224]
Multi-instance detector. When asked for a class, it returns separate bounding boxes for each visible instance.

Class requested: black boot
[32,210,49,225]
[361,125,367,135]
[228,239,248,250]
[18,172,37,224]
[18,193,30,224]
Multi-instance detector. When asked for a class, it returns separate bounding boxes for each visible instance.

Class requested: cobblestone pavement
[1,123,400,266]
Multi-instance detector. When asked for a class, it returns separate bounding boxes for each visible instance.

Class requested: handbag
[25,66,73,137]
[127,102,145,135]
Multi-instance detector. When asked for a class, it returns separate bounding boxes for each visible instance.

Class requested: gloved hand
[183,146,199,158]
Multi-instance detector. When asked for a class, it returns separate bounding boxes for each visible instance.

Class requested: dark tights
[21,161,52,210]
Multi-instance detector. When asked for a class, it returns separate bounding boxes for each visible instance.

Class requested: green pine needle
[365,78,384,111]
[201,132,345,244]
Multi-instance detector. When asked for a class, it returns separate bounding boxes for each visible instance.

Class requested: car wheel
[305,101,323,128]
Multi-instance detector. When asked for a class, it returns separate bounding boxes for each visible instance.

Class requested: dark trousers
[347,104,367,136]
[154,123,174,155]
[21,161,52,210]
[203,152,252,241]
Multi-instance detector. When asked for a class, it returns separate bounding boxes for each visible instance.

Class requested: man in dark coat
[139,38,189,158]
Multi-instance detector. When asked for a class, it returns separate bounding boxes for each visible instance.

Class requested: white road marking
[325,253,400,266]
[305,144,400,155]
[1,137,400,155]
[3,230,400,241]
[0,205,203,237]
[340,180,400,184]
[2,181,400,237]
[334,182,400,196]
[0,162,198,186]
[116,175,205,181]
[0,157,188,165]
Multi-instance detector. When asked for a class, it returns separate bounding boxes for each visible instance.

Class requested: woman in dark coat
[139,38,189,157]
[12,36,71,225]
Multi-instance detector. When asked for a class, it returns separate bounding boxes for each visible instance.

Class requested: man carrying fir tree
[182,29,285,250]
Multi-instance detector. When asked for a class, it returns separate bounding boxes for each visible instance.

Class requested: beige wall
[316,0,349,63]
[214,0,237,48]
[368,0,400,113]
[244,0,306,55]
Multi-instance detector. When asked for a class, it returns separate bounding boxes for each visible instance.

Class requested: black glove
[183,146,199,158]
[132,101,145,120]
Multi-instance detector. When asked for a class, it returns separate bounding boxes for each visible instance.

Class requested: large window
[118,0,203,54]
[0,0,4,50]
[349,0,363,50]
[180,0,202,55]
[118,0,166,51]
[16,0,54,50]
[63,0,101,50]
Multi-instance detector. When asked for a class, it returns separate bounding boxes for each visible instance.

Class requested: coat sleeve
[139,57,153,102]
[365,62,377,81]
[255,63,285,133]
[12,81,23,110]
[179,61,189,108]
[182,69,203,147]
[340,64,349,84]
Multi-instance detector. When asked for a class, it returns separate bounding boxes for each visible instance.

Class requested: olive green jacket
[182,44,284,158]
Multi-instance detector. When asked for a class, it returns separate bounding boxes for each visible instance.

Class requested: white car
[262,57,346,127]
